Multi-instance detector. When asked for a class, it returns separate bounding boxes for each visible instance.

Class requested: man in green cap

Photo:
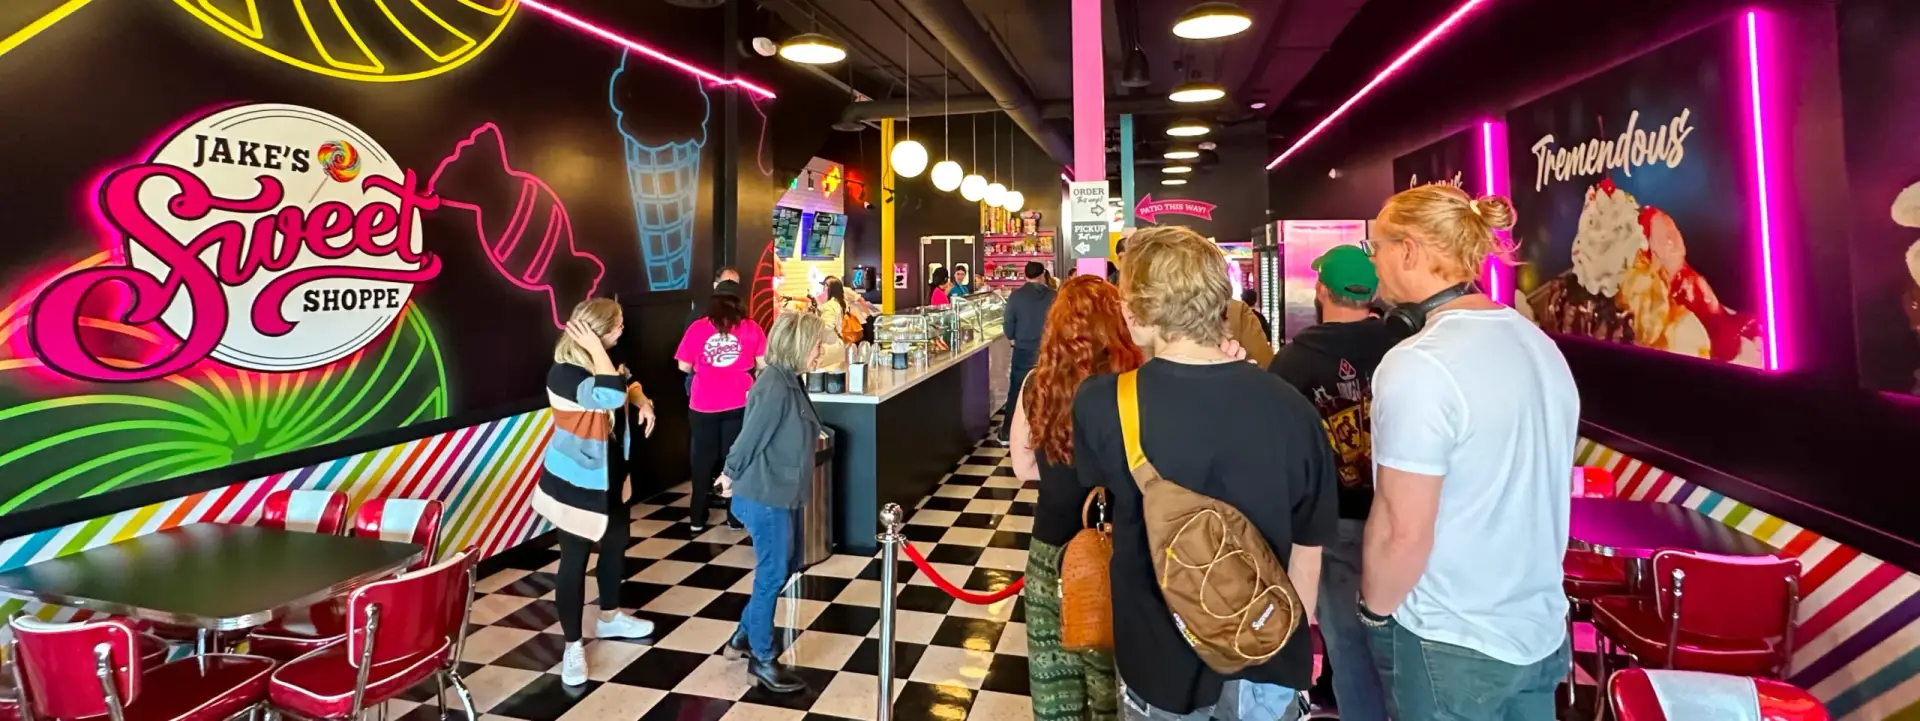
[1267,243,1397,720]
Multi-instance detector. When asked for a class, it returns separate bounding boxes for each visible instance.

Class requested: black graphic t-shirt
[1267,318,1400,520]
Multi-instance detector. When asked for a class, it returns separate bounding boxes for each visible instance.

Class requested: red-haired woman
[1009,275,1145,721]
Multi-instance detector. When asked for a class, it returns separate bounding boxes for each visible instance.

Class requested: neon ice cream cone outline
[425,123,605,328]
[610,49,710,291]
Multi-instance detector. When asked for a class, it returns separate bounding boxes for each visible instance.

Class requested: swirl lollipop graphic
[317,140,361,183]
[610,49,710,291]
[0,254,449,514]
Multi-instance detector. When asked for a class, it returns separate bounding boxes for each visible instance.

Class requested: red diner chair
[249,498,444,662]
[1577,465,1619,499]
[1609,668,1828,721]
[259,489,351,535]
[7,616,273,721]
[268,549,478,721]
[1591,550,1801,691]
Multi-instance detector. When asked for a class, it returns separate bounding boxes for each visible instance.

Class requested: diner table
[0,523,423,648]
[1570,497,1778,589]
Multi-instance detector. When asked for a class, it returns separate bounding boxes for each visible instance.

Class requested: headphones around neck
[1384,282,1479,337]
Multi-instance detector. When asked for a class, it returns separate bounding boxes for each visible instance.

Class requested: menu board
[803,212,846,260]
[773,206,803,259]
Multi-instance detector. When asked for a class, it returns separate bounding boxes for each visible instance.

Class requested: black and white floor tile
[393,420,1610,721]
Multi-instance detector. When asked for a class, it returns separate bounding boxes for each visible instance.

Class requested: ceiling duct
[891,0,1073,167]
[843,94,1213,122]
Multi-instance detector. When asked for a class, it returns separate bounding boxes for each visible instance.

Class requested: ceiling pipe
[843,94,1217,122]
[891,0,1074,167]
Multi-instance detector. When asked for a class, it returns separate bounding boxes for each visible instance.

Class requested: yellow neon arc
[170,0,518,82]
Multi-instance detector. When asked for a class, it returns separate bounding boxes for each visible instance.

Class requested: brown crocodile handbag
[1059,487,1114,652]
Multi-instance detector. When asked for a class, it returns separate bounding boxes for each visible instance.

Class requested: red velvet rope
[899,541,1025,604]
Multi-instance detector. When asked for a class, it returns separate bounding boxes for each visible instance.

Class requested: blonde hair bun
[1470,195,1517,231]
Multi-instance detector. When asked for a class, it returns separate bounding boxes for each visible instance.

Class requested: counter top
[810,333,1005,405]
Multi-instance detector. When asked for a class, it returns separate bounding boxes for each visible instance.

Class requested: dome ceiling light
[778,33,847,64]
[1173,2,1253,40]
[1168,80,1226,104]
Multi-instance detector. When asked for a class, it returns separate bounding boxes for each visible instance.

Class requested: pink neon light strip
[1265,0,1491,171]
[1745,11,1783,371]
[517,0,776,99]
[1480,121,1502,304]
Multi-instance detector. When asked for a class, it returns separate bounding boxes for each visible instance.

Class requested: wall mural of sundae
[1507,19,1766,368]
[1839,0,1920,395]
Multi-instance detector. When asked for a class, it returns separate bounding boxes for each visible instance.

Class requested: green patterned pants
[1026,539,1118,721]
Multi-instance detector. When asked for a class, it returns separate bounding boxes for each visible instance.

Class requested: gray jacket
[722,366,821,510]
[1004,281,1056,358]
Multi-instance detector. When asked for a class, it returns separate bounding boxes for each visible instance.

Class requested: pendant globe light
[929,49,964,192]
[889,33,928,178]
[960,114,988,201]
[983,116,1007,208]
[1001,124,1024,212]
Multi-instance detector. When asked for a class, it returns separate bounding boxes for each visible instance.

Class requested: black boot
[723,627,750,660]
[747,658,806,694]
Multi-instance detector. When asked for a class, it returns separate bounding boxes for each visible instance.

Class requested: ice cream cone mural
[425,123,605,328]
[0,253,448,514]
[165,0,519,82]
[610,48,710,291]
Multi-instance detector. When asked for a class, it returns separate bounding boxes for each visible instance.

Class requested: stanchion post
[876,503,905,721]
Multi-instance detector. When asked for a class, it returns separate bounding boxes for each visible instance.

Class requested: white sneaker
[560,642,588,686]
[594,612,655,640]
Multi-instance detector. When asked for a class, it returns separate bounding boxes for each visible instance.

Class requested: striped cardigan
[533,363,632,540]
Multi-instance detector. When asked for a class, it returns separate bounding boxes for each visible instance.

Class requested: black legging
[556,518,630,642]
[688,408,745,527]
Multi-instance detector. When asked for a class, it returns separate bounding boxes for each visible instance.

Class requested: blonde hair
[766,311,828,370]
[553,298,622,368]
[1120,226,1231,345]
[1376,184,1518,283]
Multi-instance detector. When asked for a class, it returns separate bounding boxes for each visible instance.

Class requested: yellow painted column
[880,119,897,313]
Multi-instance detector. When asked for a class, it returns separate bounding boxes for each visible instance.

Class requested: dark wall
[1267,0,1920,568]
[1134,123,1270,241]
[0,0,741,533]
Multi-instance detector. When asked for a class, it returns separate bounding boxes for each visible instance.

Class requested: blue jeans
[1363,609,1570,721]
[1317,519,1386,721]
[732,496,793,662]
[1119,679,1301,721]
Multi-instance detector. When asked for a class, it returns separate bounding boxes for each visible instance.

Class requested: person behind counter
[929,267,955,307]
[1009,275,1142,721]
[716,311,828,695]
[537,299,661,687]
[952,266,974,296]
[999,261,1055,444]
[675,280,766,532]
[820,276,870,345]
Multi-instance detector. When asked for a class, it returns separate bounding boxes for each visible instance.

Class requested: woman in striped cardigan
[535,298,660,686]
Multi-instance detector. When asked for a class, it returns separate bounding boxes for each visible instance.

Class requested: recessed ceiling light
[1165,119,1210,137]
[1168,80,1227,104]
[778,33,847,64]
[1250,101,1268,110]
[1164,149,1200,160]
[1163,166,1193,174]
[1162,178,1188,186]
[1173,2,1253,40]
[1198,141,1217,151]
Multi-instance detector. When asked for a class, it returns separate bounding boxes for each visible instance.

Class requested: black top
[1072,359,1338,713]
[1031,456,1087,547]
[1003,282,1056,356]
[1266,318,1399,520]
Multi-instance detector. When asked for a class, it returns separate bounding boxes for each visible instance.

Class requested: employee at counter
[929,267,955,307]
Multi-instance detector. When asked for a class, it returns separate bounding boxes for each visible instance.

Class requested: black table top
[1570,498,1778,559]
[0,524,424,630]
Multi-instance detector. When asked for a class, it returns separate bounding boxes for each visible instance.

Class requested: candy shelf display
[982,230,1056,287]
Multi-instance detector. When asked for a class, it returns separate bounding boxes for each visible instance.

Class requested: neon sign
[28,103,441,383]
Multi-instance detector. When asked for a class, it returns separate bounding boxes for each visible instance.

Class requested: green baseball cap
[1313,245,1379,301]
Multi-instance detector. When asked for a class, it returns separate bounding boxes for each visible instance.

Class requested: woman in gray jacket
[716,311,826,694]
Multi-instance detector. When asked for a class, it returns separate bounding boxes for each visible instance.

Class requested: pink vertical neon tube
[1744,11,1785,371]
[1071,0,1105,181]
[1480,120,1509,305]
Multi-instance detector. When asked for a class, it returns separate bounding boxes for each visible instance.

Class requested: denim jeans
[1119,679,1302,721]
[732,496,793,662]
[1317,519,1386,721]
[1362,608,1571,721]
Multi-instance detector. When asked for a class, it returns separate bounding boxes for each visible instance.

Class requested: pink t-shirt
[676,318,766,413]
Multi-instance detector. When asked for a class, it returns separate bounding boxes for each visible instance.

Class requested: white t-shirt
[1372,307,1578,665]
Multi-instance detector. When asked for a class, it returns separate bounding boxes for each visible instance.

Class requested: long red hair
[1024,276,1146,465]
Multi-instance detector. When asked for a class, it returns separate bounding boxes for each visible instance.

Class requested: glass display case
[953,293,1005,338]
[920,306,960,351]
[872,313,931,344]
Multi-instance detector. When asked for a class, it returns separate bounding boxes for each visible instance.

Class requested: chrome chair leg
[435,672,448,720]
[1592,635,1609,721]
[446,670,478,720]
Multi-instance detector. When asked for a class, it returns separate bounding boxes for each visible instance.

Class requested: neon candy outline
[424,122,606,328]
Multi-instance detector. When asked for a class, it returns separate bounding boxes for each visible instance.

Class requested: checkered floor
[385,436,1034,721]
[395,420,1616,721]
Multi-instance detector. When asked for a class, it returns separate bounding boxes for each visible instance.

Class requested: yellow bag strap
[1118,370,1147,471]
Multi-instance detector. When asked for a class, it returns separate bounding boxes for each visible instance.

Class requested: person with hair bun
[1359,185,1578,719]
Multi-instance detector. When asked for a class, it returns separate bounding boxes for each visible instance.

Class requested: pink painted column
[1071,0,1105,180]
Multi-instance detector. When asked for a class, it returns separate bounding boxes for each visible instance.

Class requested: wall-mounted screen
[803,212,846,260]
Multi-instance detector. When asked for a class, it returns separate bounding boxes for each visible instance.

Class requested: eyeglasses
[1359,236,1403,257]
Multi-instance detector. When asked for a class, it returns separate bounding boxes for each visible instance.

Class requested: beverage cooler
[1259,220,1370,343]
[1252,224,1284,347]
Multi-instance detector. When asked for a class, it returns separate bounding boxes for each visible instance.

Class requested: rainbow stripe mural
[0,410,554,622]
[1578,438,1920,720]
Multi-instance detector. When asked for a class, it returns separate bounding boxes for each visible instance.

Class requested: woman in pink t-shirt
[676,281,767,532]
[929,267,954,307]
